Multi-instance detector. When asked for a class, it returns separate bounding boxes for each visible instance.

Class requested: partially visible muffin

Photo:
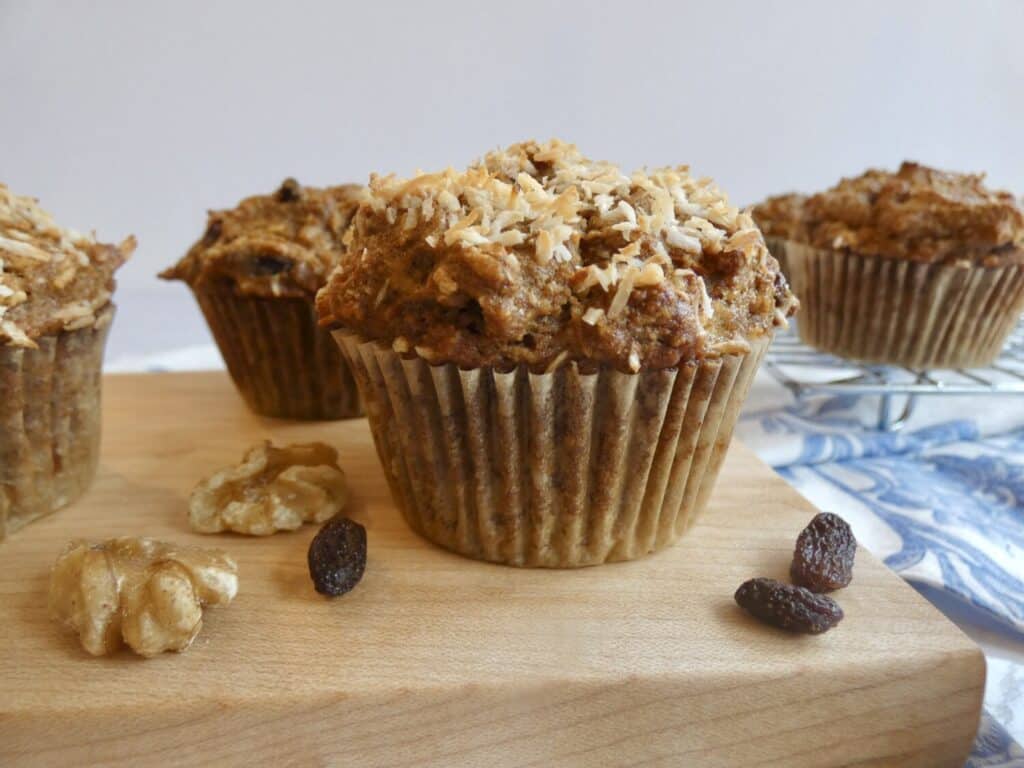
[161,179,364,419]
[756,163,1024,368]
[752,192,806,241]
[751,192,805,276]
[319,139,795,567]
[801,163,1024,266]
[1,183,133,539]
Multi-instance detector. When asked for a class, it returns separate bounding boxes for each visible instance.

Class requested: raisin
[734,578,843,634]
[791,512,856,592]
[249,254,289,276]
[308,516,366,597]
[275,177,302,202]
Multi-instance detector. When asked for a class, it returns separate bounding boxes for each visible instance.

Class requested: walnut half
[48,537,239,657]
[189,441,348,536]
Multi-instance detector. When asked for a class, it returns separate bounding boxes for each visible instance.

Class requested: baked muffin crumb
[0,185,133,348]
[161,180,364,298]
[318,140,795,372]
[761,163,1024,266]
[752,193,806,240]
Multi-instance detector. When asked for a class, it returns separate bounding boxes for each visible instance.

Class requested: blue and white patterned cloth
[109,347,1024,766]
[737,374,1024,767]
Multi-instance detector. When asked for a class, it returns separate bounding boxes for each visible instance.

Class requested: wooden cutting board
[0,372,984,767]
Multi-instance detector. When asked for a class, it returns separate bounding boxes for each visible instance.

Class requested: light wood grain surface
[0,372,984,767]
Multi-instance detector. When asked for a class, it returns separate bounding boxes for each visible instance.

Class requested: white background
[2,0,1022,361]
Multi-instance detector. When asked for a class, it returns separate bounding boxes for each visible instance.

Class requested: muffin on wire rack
[161,179,363,420]
[755,163,1024,369]
[318,140,796,567]
[751,192,805,277]
[0,184,133,539]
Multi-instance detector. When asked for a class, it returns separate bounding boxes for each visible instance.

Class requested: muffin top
[751,193,806,240]
[316,140,796,372]
[161,179,363,298]
[0,184,134,348]
[761,163,1024,266]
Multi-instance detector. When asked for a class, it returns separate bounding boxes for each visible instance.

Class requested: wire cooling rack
[763,320,1024,432]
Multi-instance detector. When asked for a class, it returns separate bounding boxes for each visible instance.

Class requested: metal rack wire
[764,320,1024,431]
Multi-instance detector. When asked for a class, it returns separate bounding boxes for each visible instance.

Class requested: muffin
[161,179,364,420]
[756,163,1024,368]
[0,184,133,540]
[751,192,805,277]
[317,140,796,567]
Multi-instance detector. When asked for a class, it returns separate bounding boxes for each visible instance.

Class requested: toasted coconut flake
[628,349,641,372]
[666,227,702,254]
[712,338,752,355]
[0,235,50,261]
[552,244,572,263]
[618,241,642,259]
[436,189,459,211]
[0,319,34,347]
[494,230,526,246]
[535,229,554,263]
[633,262,665,288]
[582,306,604,326]
[607,267,637,319]
[724,228,762,254]
[401,207,419,231]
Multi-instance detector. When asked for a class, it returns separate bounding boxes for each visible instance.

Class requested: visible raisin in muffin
[318,139,796,567]
[1,183,133,539]
[161,179,364,419]
[756,163,1024,368]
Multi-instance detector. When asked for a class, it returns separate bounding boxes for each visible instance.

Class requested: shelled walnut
[48,537,239,657]
[189,441,348,536]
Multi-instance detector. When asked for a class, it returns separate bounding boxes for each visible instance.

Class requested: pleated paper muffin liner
[764,236,790,279]
[784,241,1024,369]
[0,307,113,540]
[336,332,769,568]
[194,285,361,420]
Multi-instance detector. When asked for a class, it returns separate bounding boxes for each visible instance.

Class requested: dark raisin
[249,254,289,276]
[275,177,302,202]
[734,577,843,634]
[308,516,366,597]
[455,300,485,335]
[791,512,856,592]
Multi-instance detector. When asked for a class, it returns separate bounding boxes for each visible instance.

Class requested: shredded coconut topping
[359,140,767,303]
[318,139,796,372]
[0,184,133,348]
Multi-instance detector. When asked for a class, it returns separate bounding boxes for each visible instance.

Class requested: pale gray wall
[2,0,1021,361]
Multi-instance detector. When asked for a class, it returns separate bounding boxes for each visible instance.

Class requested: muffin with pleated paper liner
[0,184,133,540]
[751,192,805,279]
[161,179,364,420]
[754,163,1024,369]
[317,140,796,567]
